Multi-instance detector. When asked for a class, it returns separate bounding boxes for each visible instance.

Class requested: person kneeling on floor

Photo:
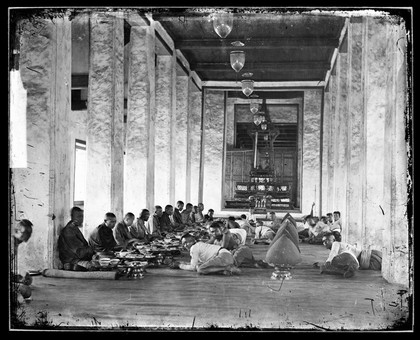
[169,233,241,275]
[317,232,362,278]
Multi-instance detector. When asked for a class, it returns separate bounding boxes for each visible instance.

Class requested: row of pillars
[12,13,203,269]
[321,17,409,285]
[84,13,203,237]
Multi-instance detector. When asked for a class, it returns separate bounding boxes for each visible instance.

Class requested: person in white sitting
[316,232,362,278]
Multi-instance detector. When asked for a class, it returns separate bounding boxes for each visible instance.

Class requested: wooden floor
[14,243,411,331]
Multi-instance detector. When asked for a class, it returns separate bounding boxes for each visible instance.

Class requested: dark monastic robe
[58,220,95,265]
[113,221,132,246]
[88,223,117,253]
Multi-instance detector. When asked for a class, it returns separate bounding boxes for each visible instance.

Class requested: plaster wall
[322,18,409,286]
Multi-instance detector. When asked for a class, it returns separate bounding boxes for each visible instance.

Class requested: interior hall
[8,8,412,331]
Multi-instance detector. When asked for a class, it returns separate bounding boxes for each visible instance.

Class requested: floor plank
[14,243,411,330]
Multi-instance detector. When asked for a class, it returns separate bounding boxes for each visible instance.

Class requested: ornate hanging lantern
[253,113,262,126]
[241,79,254,97]
[250,94,259,114]
[230,51,245,73]
[212,12,234,39]
[261,121,268,130]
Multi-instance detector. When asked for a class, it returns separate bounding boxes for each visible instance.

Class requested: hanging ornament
[261,121,268,130]
[241,79,254,97]
[250,94,259,114]
[253,113,262,126]
[230,51,245,73]
[213,12,234,39]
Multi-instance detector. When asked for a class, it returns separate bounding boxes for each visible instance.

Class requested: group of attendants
[11,202,382,301]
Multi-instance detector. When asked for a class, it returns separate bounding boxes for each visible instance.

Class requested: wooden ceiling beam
[175,37,339,49]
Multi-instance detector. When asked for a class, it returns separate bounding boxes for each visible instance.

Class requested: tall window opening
[73,139,87,208]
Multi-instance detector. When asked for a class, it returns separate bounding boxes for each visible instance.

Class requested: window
[74,139,87,207]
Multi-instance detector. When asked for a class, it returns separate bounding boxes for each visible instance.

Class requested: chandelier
[230,51,245,73]
[241,79,254,97]
[249,94,260,114]
[212,12,234,39]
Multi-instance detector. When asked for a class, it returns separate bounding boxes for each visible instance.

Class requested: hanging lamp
[250,94,259,114]
[253,113,262,126]
[241,79,254,97]
[261,121,268,130]
[230,51,245,73]
[213,12,234,38]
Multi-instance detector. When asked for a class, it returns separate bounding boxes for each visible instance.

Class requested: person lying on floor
[169,233,241,275]
[113,212,143,250]
[58,207,97,271]
[207,221,269,268]
[315,232,362,278]
[88,212,118,256]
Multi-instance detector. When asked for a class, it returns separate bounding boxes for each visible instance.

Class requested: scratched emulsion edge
[9,6,413,332]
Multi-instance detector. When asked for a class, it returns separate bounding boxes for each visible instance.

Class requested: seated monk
[129,209,151,241]
[181,203,195,227]
[58,207,97,271]
[88,212,118,256]
[113,212,142,250]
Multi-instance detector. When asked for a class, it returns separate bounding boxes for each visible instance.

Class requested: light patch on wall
[9,70,27,168]
[74,140,87,205]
